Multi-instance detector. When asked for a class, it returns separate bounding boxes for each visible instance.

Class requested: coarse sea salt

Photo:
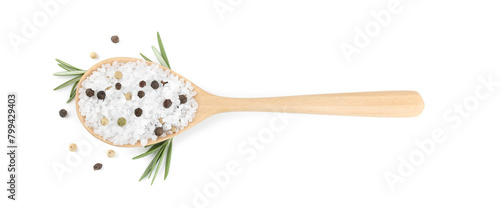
[78,61,197,146]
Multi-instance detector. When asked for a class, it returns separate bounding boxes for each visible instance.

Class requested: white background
[1,0,500,207]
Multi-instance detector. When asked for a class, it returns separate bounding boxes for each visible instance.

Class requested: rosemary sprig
[134,32,174,185]
[151,144,166,184]
[55,59,83,71]
[140,53,152,62]
[53,71,85,76]
[53,60,84,103]
[156,32,171,69]
[164,139,173,180]
[138,144,166,181]
[53,75,80,90]
[67,80,78,103]
[132,142,163,159]
[152,46,168,68]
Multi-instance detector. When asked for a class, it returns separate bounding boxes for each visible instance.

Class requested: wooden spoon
[75,57,424,147]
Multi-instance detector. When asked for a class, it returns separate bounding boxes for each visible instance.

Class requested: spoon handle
[210,91,424,117]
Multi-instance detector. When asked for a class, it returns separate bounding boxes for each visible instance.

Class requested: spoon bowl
[76,57,425,147]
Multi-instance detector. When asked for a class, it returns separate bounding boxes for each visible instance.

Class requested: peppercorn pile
[78,61,198,146]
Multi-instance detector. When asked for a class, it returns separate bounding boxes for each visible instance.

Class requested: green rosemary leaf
[148,145,166,179]
[53,71,86,76]
[151,145,166,185]
[58,64,73,71]
[152,46,168,68]
[157,32,171,69]
[55,59,83,71]
[164,138,173,180]
[139,146,164,181]
[67,92,75,103]
[133,142,164,160]
[140,53,152,62]
[66,81,78,103]
[53,76,81,90]
[141,169,152,181]
[145,142,163,148]
[148,166,154,178]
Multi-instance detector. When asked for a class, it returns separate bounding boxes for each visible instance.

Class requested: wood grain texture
[210,91,424,117]
[76,57,424,147]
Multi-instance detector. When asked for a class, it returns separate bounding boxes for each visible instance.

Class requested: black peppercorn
[97,91,106,100]
[154,127,164,136]
[59,109,67,118]
[163,99,172,108]
[85,88,95,97]
[151,80,159,89]
[115,83,122,90]
[93,163,103,171]
[139,80,146,88]
[137,91,145,98]
[111,35,119,43]
[179,95,187,104]
[134,108,143,117]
